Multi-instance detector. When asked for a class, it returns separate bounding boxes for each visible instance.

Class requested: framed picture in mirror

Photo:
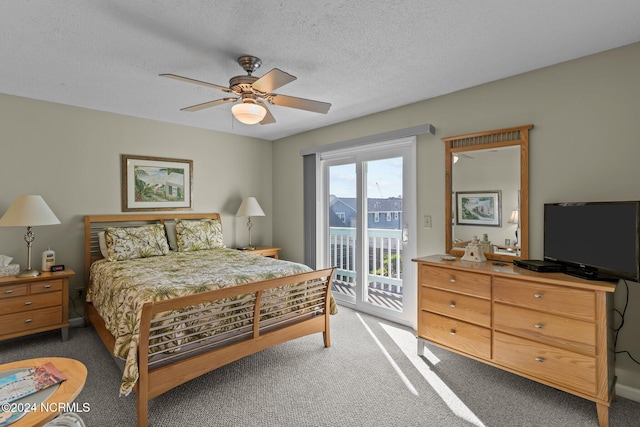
[455,190,501,226]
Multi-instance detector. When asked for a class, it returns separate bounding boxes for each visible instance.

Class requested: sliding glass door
[321,138,416,325]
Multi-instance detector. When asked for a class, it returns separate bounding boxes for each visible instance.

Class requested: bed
[83,213,335,427]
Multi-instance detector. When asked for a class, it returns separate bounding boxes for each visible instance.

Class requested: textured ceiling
[2,1,640,140]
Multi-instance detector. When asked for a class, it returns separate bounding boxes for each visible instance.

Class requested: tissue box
[0,264,20,277]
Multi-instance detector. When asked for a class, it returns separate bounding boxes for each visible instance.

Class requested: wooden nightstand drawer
[30,279,63,294]
[0,291,63,316]
[239,247,281,259]
[494,277,595,321]
[419,311,491,359]
[0,269,74,342]
[1,284,28,299]
[421,287,491,327]
[494,303,596,354]
[0,306,63,335]
[421,265,491,298]
[493,331,596,396]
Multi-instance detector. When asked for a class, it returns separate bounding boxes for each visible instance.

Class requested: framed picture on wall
[456,190,501,226]
[121,154,193,211]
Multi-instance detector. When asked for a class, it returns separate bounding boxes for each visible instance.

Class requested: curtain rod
[300,123,436,156]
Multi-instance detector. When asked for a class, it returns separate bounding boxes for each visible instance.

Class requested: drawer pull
[25,301,33,306]
[449,329,456,335]
[535,357,545,363]
[534,293,543,299]
[24,319,33,324]
[449,302,456,308]
[534,323,544,329]
[43,284,52,289]
[4,289,13,294]
[449,276,456,283]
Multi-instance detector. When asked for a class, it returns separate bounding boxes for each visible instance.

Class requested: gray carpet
[2,306,640,426]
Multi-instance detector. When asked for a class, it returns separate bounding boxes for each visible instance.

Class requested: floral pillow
[104,224,170,261]
[175,219,225,252]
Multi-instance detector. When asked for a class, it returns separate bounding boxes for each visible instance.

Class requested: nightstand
[0,269,75,342]
[240,246,281,259]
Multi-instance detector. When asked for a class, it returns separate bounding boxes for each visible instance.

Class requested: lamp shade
[508,209,519,225]
[0,195,60,227]
[232,102,267,125]
[236,197,265,217]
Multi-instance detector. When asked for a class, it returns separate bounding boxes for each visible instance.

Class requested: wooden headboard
[84,213,222,284]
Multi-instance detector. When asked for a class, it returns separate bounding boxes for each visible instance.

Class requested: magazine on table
[0,362,67,426]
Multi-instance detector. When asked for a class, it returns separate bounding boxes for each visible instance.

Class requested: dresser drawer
[0,306,63,335]
[419,311,491,359]
[0,284,28,299]
[494,303,596,354]
[30,279,63,294]
[494,277,595,321]
[0,291,63,316]
[493,332,596,396]
[421,287,491,327]
[421,265,491,298]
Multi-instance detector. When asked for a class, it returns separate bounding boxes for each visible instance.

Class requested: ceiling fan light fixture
[162,55,330,124]
[231,102,267,125]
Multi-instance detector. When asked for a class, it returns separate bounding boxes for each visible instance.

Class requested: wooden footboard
[140,267,334,427]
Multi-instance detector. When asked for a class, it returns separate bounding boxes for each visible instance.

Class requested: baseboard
[616,383,640,403]
[69,316,85,328]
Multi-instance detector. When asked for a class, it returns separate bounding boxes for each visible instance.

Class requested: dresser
[413,256,616,427]
[0,269,75,342]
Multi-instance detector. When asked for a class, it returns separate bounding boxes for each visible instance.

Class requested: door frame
[318,137,417,327]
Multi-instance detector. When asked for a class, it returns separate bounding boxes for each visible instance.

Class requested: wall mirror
[443,125,532,262]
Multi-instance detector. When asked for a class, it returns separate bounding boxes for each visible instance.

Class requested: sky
[329,157,403,198]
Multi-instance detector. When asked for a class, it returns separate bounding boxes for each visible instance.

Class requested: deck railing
[329,227,403,294]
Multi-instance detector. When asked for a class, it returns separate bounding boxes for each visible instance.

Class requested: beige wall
[272,42,640,398]
[0,95,273,295]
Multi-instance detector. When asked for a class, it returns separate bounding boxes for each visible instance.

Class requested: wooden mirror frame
[443,124,533,262]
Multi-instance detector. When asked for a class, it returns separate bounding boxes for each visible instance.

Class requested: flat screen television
[544,201,640,282]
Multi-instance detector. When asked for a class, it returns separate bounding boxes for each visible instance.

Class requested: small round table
[0,357,87,427]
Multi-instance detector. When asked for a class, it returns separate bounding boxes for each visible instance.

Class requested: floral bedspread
[87,248,335,396]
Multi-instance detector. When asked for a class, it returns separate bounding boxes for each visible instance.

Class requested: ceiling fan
[160,55,331,125]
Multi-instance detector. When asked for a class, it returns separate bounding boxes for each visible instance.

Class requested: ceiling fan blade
[160,73,232,93]
[181,97,237,112]
[258,102,276,125]
[270,93,331,114]
[252,68,296,93]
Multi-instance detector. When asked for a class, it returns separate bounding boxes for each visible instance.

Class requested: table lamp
[235,197,265,250]
[508,209,519,246]
[0,195,60,277]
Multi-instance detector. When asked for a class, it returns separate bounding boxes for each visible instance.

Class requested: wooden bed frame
[84,213,334,427]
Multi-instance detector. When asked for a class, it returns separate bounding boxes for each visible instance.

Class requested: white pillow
[98,231,109,258]
[165,222,178,251]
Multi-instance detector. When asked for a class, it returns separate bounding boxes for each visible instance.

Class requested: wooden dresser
[0,269,75,342]
[413,256,616,427]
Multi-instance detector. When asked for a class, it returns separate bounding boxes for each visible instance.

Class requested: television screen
[544,201,640,282]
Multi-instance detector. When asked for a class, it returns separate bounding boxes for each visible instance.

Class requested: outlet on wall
[424,215,432,229]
